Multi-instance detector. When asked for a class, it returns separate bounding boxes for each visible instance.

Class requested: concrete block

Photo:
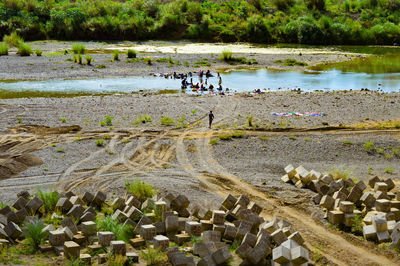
[272,245,291,264]
[81,221,96,236]
[171,195,190,210]
[309,169,322,180]
[15,208,28,224]
[64,241,80,259]
[347,186,363,203]
[154,221,165,234]
[363,225,377,240]
[80,254,91,265]
[369,176,380,188]
[355,180,367,192]
[17,191,30,199]
[295,180,307,189]
[376,199,391,212]
[333,191,347,201]
[344,213,355,227]
[61,226,74,241]
[25,196,43,214]
[92,191,107,206]
[281,174,291,183]
[221,194,237,210]
[80,211,96,222]
[140,224,156,240]
[235,195,250,208]
[202,230,221,242]
[98,231,114,246]
[4,222,22,239]
[126,252,139,264]
[320,195,334,210]
[294,165,309,182]
[211,210,225,225]
[375,182,388,193]
[111,197,125,210]
[271,229,288,245]
[247,246,268,264]
[284,164,296,178]
[72,234,86,245]
[236,220,253,240]
[223,224,236,241]
[235,242,252,259]
[12,197,27,210]
[312,194,322,205]
[200,220,213,231]
[129,237,146,249]
[377,230,390,243]
[82,192,94,204]
[339,201,354,213]
[248,201,262,215]
[328,210,344,225]
[126,206,142,221]
[110,240,126,256]
[308,180,321,193]
[197,254,216,266]
[384,179,395,192]
[174,233,191,246]
[166,215,179,232]
[373,215,388,232]
[49,230,65,246]
[291,246,309,264]
[288,231,305,245]
[375,191,390,200]
[320,174,333,184]
[125,195,141,209]
[390,228,400,249]
[154,235,169,251]
[211,246,232,265]
[67,205,84,220]
[185,221,202,236]
[69,196,84,206]
[361,192,376,209]
[61,217,78,235]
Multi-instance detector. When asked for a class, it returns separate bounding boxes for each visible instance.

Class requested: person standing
[209,111,214,128]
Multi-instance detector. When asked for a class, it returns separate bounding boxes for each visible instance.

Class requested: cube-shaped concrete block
[61,226,74,241]
[67,205,84,220]
[347,186,363,203]
[92,191,107,206]
[82,192,94,205]
[125,195,141,209]
[98,231,115,246]
[272,245,291,264]
[373,215,388,232]
[363,225,377,240]
[361,192,376,209]
[271,229,288,246]
[247,246,269,264]
[284,164,296,178]
[26,196,43,214]
[80,254,91,265]
[80,211,96,223]
[377,230,390,243]
[185,221,202,236]
[64,241,80,259]
[235,195,250,208]
[291,246,309,264]
[236,220,253,240]
[4,222,22,239]
[223,224,236,241]
[81,221,97,236]
[248,201,262,215]
[69,196,84,206]
[140,224,156,240]
[375,182,388,193]
[288,231,305,245]
[49,230,65,246]
[12,197,27,211]
[154,235,169,251]
[171,195,190,210]
[202,230,221,242]
[344,213,355,227]
[281,174,291,183]
[339,201,354,214]
[242,232,257,247]
[376,199,391,212]
[110,240,126,256]
[61,217,78,235]
[333,191,347,201]
[384,178,395,192]
[320,195,334,210]
[328,210,344,225]
[165,215,179,232]
[211,246,232,265]
[211,210,225,225]
[111,198,125,211]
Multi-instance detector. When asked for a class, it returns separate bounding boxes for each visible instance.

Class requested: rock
[211,246,232,265]
[202,230,221,242]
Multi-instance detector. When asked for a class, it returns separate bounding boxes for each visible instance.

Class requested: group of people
[180,70,226,93]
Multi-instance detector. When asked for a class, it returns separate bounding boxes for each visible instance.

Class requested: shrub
[96,216,133,242]
[385,168,394,174]
[100,115,113,126]
[96,138,105,146]
[140,246,168,265]
[107,254,127,266]
[72,44,85,54]
[127,49,137,58]
[220,50,232,61]
[364,141,375,153]
[36,190,59,213]
[113,50,119,61]
[160,116,174,126]
[145,58,152,65]
[134,114,152,124]
[232,132,244,138]
[327,167,352,180]
[17,42,32,56]
[3,32,23,47]
[0,44,8,56]
[272,0,295,10]
[24,220,46,251]
[61,117,66,123]
[35,49,42,56]
[209,138,218,145]
[218,134,232,140]
[78,54,83,64]
[85,55,93,65]
[96,64,106,69]
[125,179,156,202]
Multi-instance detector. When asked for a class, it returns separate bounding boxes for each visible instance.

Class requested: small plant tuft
[3,32,23,47]
[17,42,32,56]
[0,43,9,56]
[24,220,46,251]
[113,50,119,61]
[85,55,93,65]
[96,138,105,147]
[127,49,137,59]
[35,49,42,56]
[100,115,113,126]
[125,179,156,202]
[36,190,59,213]
[160,116,174,126]
[72,44,86,54]
[140,246,168,265]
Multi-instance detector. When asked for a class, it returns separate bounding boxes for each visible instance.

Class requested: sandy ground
[0,41,355,80]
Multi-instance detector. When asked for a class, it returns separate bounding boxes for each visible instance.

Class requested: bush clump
[0,44,8,56]
[35,49,42,56]
[3,32,23,47]
[160,116,174,126]
[17,42,32,56]
[140,246,168,265]
[24,220,46,251]
[36,190,59,213]
[96,216,133,242]
[125,179,156,202]
[72,44,86,54]
[127,49,137,59]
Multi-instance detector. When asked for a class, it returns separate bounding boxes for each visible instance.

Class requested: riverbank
[0,41,355,81]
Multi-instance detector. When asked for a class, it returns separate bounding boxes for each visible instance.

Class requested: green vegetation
[232,131,244,138]
[342,140,353,146]
[275,59,308,66]
[113,50,119,61]
[3,32,23,47]
[351,214,363,235]
[61,117,66,123]
[385,167,394,174]
[72,44,86,54]
[85,55,93,65]
[96,216,133,242]
[100,115,113,126]
[160,116,175,126]
[96,138,105,147]
[35,49,42,56]
[2,1,400,45]
[364,141,375,153]
[194,58,211,67]
[219,134,232,141]
[191,109,197,115]
[107,254,127,266]
[220,50,257,65]
[327,166,352,181]
[156,89,179,95]
[17,42,32,56]
[140,246,168,266]
[209,138,218,145]
[246,115,254,127]
[289,135,297,140]
[0,43,8,56]
[134,114,152,125]
[36,190,59,213]
[127,49,137,59]
[96,64,106,69]
[125,179,156,202]
[56,148,65,153]
[24,220,46,251]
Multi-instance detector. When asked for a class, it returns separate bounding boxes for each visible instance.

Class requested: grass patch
[24,220,46,251]
[125,179,156,202]
[0,43,8,56]
[100,115,113,126]
[194,58,211,67]
[351,214,363,235]
[134,114,152,125]
[56,148,65,153]
[218,134,232,140]
[85,55,93,65]
[275,59,308,66]
[220,50,257,65]
[160,116,174,126]
[258,135,269,141]
[156,89,179,95]
[232,131,244,138]
[17,42,32,56]
[289,135,297,140]
[209,138,218,145]
[364,141,375,153]
[385,167,394,174]
[342,140,353,146]
[127,49,137,59]
[72,44,86,54]
[3,32,23,47]
[96,138,105,147]
[36,190,59,213]
[140,246,168,266]
[113,50,119,61]
[327,167,352,181]
[96,64,106,69]
[96,216,133,242]
[61,117,66,123]
[35,49,42,56]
